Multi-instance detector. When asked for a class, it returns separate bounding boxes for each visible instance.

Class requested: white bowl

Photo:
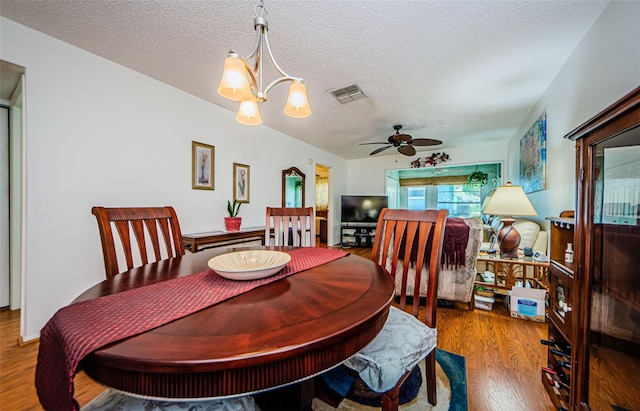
[208,250,292,281]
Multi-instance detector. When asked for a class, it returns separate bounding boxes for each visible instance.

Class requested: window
[407,187,426,209]
[387,162,501,217]
[437,185,482,217]
[405,185,482,217]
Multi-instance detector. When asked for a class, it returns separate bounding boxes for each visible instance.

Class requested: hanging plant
[410,152,450,168]
[467,166,488,189]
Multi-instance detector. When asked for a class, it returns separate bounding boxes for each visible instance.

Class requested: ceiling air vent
[329,84,366,104]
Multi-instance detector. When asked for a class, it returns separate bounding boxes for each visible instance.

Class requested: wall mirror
[282,167,305,207]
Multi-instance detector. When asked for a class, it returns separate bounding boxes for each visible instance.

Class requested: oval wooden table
[75,247,394,407]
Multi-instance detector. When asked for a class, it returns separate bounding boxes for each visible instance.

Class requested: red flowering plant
[410,152,450,168]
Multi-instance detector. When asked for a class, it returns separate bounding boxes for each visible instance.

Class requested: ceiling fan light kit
[360,125,443,156]
[217,1,311,126]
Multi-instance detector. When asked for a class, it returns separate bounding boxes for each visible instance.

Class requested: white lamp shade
[482,183,537,216]
[236,97,262,126]
[218,56,253,101]
[480,194,493,214]
[283,81,311,118]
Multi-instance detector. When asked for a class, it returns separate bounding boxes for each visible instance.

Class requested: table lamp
[481,182,537,258]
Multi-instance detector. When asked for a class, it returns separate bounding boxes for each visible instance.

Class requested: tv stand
[340,223,376,248]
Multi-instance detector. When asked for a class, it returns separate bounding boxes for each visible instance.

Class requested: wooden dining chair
[343,208,448,410]
[88,206,261,410]
[265,207,316,247]
[91,206,185,278]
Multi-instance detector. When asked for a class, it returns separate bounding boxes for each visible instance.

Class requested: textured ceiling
[0,0,609,159]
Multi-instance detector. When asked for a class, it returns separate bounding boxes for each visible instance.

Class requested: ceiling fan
[360,125,443,156]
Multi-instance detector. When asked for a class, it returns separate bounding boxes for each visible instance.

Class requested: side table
[474,253,550,309]
[182,226,265,253]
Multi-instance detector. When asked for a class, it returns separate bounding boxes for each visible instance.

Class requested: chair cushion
[343,306,437,393]
[82,389,260,411]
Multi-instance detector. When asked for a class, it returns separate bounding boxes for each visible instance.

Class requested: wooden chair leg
[380,383,401,411]
[425,350,437,406]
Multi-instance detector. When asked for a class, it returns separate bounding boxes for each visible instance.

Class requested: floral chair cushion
[82,389,260,411]
[343,306,437,393]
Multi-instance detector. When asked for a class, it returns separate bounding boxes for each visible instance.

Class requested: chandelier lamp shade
[482,182,537,258]
[217,1,311,126]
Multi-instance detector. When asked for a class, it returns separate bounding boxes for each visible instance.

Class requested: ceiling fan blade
[392,133,412,142]
[370,145,393,155]
[409,138,443,146]
[398,145,416,156]
[360,142,392,145]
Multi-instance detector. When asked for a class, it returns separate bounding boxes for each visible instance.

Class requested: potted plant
[224,200,242,232]
[467,166,488,189]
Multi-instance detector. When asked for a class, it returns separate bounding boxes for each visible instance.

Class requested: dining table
[39,246,395,410]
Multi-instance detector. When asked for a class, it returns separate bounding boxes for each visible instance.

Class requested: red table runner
[35,247,349,410]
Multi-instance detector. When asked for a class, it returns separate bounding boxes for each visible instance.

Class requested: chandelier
[217,1,311,126]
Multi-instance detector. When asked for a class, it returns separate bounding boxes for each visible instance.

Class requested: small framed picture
[233,163,250,203]
[192,141,215,190]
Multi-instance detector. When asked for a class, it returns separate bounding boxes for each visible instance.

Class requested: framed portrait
[233,163,250,203]
[519,112,547,193]
[192,141,215,190]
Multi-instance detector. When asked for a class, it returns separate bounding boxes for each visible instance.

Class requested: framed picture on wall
[233,163,250,203]
[192,141,215,190]
[519,112,546,193]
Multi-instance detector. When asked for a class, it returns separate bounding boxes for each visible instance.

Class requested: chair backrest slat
[265,207,316,247]
[136,219,153,263]
[153,217,173,258]
[92,206,185,278]
[113,220,137,270]
[371,208,448,327]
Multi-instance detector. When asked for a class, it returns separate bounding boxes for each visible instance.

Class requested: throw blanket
[442,218,470,268]
[35,247,348,411]
[395,217,470,268]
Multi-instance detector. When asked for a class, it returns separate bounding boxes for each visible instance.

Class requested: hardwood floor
[0,245,555,410]
[345,246,555,411]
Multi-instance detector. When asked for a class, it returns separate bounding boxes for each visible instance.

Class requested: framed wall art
[519,112,547,193]
[192,141,215,190]
[233,163,250,203]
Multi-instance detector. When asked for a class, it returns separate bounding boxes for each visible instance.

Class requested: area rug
[312,349,467,411]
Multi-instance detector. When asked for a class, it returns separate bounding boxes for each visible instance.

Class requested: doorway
[315,164,330,246]
[0,60,26,320]
[1,105,8,308]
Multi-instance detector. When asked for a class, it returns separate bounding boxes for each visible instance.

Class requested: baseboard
[18,335,39,346]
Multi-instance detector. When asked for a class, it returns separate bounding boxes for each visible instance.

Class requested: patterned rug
[312,349,467,411]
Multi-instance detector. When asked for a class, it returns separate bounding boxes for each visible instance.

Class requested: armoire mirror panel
[282,167,305,208]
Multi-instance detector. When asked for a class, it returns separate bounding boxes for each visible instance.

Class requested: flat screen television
[341,195,388,225]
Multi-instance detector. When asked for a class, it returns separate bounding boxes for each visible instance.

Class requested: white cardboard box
[508,287,546,322]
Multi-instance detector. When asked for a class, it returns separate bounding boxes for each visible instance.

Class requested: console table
[473,254,550,311]
[475,253,550,292]
[182,227,265,253]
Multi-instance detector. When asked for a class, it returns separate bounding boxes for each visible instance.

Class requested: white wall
[0,18,348,340]
[506,0,640,228]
